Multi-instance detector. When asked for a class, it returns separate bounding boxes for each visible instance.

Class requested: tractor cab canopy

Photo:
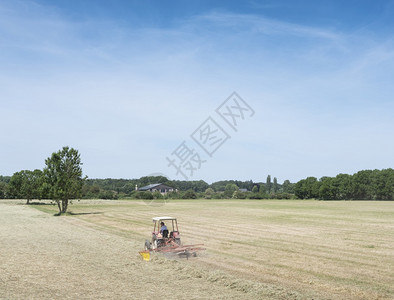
[152,216,179,236]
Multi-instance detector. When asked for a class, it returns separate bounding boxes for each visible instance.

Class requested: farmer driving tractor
[160,222,168,238]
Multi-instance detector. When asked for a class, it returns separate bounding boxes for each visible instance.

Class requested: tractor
[145,216,181,250]
[141,216,205,260]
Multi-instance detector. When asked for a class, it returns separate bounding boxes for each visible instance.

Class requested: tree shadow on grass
[54,212,104,216]
[68,212,103,216]
[29,201,56,205]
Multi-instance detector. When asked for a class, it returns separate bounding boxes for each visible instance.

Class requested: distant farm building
[138,183,175,194]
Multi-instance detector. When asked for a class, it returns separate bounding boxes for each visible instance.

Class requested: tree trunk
[26,198,30,205]
[62,199,68,213]
[57,200,61,214]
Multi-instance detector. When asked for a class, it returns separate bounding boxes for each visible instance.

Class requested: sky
[1,0,393,184]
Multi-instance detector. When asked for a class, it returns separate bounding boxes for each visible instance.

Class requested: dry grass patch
[2,199,393,299]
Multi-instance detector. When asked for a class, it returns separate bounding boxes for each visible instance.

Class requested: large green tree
[352,170,374,200]
[224,183,238,198]
[204,187,215,199]
[266,175,272,194]
[294,177,319,199]
[8,169,43,204]
[44,146,85,214]
[376,169,394,200]
[273,177,278,193]
[335,173,353,200]
[318,177,336,200]
[0,181,8,199]
[282,180,294,193]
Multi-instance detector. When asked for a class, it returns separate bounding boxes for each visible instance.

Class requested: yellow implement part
[139,251,150,261]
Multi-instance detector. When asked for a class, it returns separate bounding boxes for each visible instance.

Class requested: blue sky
[1,0,393,183]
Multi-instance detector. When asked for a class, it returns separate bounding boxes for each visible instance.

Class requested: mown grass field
[30,199,394,299]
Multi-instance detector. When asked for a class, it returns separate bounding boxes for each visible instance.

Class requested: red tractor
[141,216,205,260]
[145,216,181,250]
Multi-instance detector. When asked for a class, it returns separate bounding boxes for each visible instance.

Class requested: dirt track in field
[0,201,302,300]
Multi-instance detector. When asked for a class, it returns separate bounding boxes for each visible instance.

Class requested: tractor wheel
[152,239,158,249]
[144,240,151,250]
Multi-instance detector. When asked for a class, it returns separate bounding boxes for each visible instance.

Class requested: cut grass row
[29,199,394,299]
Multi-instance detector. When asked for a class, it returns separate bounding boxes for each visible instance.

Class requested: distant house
[138,183,175,194]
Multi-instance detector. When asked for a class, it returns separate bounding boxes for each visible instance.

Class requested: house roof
[138,183,174,191]
[139,183,162,191]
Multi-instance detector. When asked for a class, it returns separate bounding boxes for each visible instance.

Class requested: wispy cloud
[194,11,342,40]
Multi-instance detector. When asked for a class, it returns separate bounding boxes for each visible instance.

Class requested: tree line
[294,169,394,200]
[81,175,295,200]
[1,147,393,202]
[1,169,294,201]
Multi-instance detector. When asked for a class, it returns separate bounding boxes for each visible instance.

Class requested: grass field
[1,199,394,299]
